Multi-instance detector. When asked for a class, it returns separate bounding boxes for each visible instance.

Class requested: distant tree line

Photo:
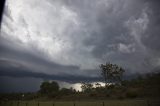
[38,81,76,98]
[0,62,160,101]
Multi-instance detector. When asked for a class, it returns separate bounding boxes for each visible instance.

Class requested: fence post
[10,102,13,106]
[38,102,40,106]
[147,100,150,106]
[73,102,76,106]
[17,101,19,106]
[52,102,54,106]
[26,102,28,106]
[102,101,105,106]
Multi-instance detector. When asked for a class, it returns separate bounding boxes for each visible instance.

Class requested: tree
[81,83,93,93]
[39,81,59,95]
[99,62,125,84]
[95,83,101,88]
[60,88,73,95]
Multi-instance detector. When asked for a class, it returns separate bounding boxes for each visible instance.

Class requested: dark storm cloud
[0,36,100,81]
[59,0,160,72]
[0,34,81,72]
[142,0,160,52]
[0,59,100,82]
[60,0,140,57]
[0,76,42,93]
[0,0,160,90]
[0,39,80,77]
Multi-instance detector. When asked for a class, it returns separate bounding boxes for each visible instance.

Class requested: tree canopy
[39,81,59,95]
[99,62,125,84]
[81,83,93,93]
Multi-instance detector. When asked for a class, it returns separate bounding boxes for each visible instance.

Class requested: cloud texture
[0,0,160,92]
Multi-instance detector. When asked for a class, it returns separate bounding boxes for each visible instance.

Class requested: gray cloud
[0,59,101,82]
[60,0,160,72]
[0,0,160,92]
[0,38,97,77]
[0,76,42,93]
[142,0,160,52]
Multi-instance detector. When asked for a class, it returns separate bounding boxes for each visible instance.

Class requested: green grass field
[0,100,159,106]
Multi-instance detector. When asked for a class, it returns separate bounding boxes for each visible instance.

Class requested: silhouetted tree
[39,81,59,95]
[99,62,125,84]
[60,88,74,95]
[95,83,101,88]
[81,83,93,93]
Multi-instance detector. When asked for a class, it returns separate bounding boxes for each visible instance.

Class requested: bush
[126,90,138,98]
[117,95,125,99]
[89,92,97,97]
[107,85,115,89]
[48,92,58,98]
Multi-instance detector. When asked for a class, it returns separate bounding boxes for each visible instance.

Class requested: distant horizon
[0,72,153,93]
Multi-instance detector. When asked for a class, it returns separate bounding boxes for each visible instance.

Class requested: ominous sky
[0,0,160,92]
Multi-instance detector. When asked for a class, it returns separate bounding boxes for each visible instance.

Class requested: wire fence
[0,100,160,106]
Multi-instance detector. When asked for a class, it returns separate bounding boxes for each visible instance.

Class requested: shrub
[126,90,138,98]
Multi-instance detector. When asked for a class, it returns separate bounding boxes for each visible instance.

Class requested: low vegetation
[1,100,158,106]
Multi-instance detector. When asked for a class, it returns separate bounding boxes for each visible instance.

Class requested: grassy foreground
[0,100,160,106]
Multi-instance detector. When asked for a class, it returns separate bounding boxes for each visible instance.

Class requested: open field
[0,100,160,106]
